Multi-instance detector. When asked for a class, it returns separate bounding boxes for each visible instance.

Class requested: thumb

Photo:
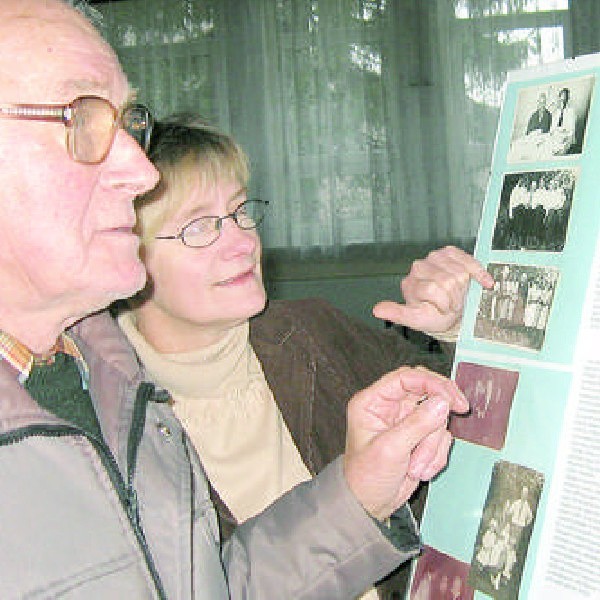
[373,300,443,331]
[383,395,451,457]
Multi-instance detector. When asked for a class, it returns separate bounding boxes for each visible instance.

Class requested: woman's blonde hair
[135,113,250,244]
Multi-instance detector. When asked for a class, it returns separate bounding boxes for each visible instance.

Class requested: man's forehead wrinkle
[0,16,131,106]
[56,79,116,98]
[0,0,99,33]
[0,2,113,59]
[0,12,93,35]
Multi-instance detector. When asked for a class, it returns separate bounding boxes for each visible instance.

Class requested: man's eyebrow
[126,89,139,104]
[57,79,107,96]
[54,81,138,107]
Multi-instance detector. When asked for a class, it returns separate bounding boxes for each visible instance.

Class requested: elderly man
[0,1,471,598]
[526,92,552,135]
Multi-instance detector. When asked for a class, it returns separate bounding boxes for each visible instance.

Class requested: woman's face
[136,178,266,352]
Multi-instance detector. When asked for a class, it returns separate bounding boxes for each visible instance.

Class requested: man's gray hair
[65,0,105,33]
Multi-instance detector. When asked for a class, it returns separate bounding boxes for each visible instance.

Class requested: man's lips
[215,267,256,286]
[101,222,136,234]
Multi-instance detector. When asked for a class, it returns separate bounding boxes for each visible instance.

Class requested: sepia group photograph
[468,461,544,600]
[474,263,560,351]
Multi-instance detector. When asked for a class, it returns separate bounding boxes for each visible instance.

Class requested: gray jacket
[0,311,420,599]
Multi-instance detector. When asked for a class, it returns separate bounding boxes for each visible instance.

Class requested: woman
[117,115,492,598]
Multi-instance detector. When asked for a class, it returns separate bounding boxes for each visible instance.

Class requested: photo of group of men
[492,169,576,252]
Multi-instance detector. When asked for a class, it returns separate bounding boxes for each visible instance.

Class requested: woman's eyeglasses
[155,199,269,248]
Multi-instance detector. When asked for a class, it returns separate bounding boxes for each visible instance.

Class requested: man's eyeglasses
[155,199,269,248]
[0,95,153,164]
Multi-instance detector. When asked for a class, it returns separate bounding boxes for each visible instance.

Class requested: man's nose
[101,128,160,194]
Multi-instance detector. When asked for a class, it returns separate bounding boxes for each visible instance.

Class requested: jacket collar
[68,311,142,384]
[249,300,297,348]
[0,330,87,386]
[249,300,317,474]
[66,311,145,468]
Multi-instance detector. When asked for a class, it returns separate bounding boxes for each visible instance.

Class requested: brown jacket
[214,298,452,599]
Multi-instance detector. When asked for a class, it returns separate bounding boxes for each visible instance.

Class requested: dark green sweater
[24,352,101,439]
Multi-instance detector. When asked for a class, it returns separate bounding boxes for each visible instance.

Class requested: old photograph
[491,168,577,252]
[468,461,544,600]
[474,263,559,351]
[411,545,474,600]
[451,362,520,450]
[508,75,594,162]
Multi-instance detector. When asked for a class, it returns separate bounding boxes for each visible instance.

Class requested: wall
[263,240,474,326]
[266,272,402,327]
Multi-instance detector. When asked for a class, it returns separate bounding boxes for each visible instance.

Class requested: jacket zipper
[0,423,167,599]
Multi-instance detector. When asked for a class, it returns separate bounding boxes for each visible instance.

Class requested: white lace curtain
[95,0,578,259]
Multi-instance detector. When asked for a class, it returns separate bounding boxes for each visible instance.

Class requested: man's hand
[372,246,494,338]
[343,366,469,522]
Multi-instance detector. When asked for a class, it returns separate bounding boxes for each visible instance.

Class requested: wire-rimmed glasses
[0,95,153,164]
[155,199,269,248]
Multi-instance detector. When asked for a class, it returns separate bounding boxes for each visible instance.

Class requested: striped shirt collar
[0,331,89,387]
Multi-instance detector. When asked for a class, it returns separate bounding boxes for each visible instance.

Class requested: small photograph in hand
[468,461,544,600]
[410,545,474,600]
[451,362,519,450]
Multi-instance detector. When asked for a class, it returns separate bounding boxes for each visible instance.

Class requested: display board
[409,53,600,600]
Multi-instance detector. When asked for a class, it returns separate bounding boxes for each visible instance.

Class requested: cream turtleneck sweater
[118,311,380,600]
[118,311,311,522]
